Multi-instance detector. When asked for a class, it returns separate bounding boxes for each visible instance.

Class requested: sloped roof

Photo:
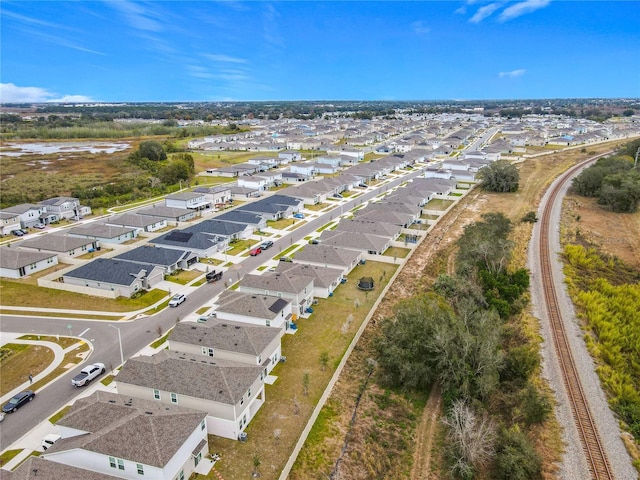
[169,320,281,356]
[18,234,94,253]
[5,456,118,480]
[116,350,263,405]
[114,245,191,267]
[292,244,361,267]
[239,272,312,295]
[215,290,291,320]
[0,247,56,270]
[63,258,158,286]
[46,391,205,468]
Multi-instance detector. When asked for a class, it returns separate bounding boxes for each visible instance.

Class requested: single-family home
[104,213,168,233]
[238,273,314,318]
[67,224,138,245]
[273,262,343,298]
[192,185,233,209]
[41,391,210,480]
[292,244,362,275]
[18,234,99,261]
[289,162,316,176]
[116,350,265,441]
[39,196,91,220]
[281,172,311,184]
[0,211,22,236]
[1,203,50,229]
[151,230,227,258]
[137,206,198,224]
[114,245,199,273]
[237,175,270,191]
[168,320,283,376]
[216,210,267,231]
[184,219,254,241]
[0,247,58,279]
[3,456,119,480]
[62,258,164,298]
[212,290,294,330]
[334,219,402,239]
[278,150,302,163]
[318,230,390,256]
[165,192,210,211]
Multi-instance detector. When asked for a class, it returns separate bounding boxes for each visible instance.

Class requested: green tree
[494,426,542,480]
[478,160,519,192]
[171,153,195,173]
[158,161,190,185]
[137,140,167,161]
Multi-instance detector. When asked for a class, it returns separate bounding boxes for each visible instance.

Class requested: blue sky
[1,1,638,103]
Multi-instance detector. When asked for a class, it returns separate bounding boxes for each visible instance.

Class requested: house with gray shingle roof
[0,246,58,279]
[273,262,343,298]
[292,244,362,275]
[18,234,99,260]
[165,192,210,211]
[1,203,51,228]
[318,229,390,256]
[334,218,402,239]
[62,258,164,298]
[192,185,232,208]
[104,213,168,233]
[0,211,22,236]
[116,350,265,441]
[39,196,91,220]
[114,245,198,274]
[354,208,417,228]
[238,272,314,318]
[216,210,267,230]
[136,205,198,224]
[67,223,138,245]
[41,391,209,480]
[150,230,227,258]
[183,219,253,240]
[4,456,119,480]
[212,290,293,330]
[168,319,283,375]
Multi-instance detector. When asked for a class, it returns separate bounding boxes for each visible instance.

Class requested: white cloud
[109,0,164,32]
[0,83,93,103]
[411,21,430,35]
[470,2,503,23]
[499,0,551,22]
[204,54,247,64]
[498,69,526,78]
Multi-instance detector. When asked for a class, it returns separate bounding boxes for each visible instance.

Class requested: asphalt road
[0,164,430,450]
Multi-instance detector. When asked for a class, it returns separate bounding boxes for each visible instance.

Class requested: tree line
[375,213,547,479]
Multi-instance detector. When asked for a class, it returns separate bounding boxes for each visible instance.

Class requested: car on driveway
[2,390,36,413]
[11,230,24,237]
[249,247,262,256]
[33,223,46,229]
[293,213,305,219]
[260,240,274,250]
[168,294,187,307]
[71,362,106,387]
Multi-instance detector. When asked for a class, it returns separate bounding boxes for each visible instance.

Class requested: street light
[109,324,124,367]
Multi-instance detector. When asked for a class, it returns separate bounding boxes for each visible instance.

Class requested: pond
[0,141,131,157]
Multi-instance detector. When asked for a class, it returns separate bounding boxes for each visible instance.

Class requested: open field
[0,344,54,395]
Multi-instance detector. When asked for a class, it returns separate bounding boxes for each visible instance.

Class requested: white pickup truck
[71,363,106,387]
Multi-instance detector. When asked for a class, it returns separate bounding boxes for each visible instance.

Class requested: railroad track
[537,153,614,480]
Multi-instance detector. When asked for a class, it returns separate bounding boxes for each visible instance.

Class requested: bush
[521,211,538,223]
[494,426,542,480]
[478,160,520,193]
[520,383,552,426]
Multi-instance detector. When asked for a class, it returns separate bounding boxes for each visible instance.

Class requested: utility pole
[634,147,639,169]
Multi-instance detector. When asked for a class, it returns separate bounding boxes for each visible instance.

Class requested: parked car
[279,256,292,262]
[260,240,274,250]
[293,213,305,219]
[71,362,106,387]
[2,390,35,413]
[249,247,262,256]
[33,223,46,229]
[42,433,61,451]
[332,193,343,199]
[11,230,24,237]
[168,294,186,307]
[206,270,223,283]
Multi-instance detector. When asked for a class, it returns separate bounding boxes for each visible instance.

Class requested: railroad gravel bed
[529,163,637,480]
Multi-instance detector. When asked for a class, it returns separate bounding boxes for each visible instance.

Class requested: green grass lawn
[212,261,398,480]
[424,198,454,210]
[0,344,55,395]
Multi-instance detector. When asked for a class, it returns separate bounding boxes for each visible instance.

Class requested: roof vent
[108,400,116,404]
[190,358,196,361]
[252,296,257,299]
[191,326,197,330]
[145,411,153,415]
[235,326,241,329]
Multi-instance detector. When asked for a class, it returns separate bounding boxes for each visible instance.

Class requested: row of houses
[0,196,92,236]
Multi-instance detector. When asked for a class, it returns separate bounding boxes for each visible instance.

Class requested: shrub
[494,426,542,480]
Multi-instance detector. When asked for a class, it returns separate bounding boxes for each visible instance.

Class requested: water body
[0,141,131,157]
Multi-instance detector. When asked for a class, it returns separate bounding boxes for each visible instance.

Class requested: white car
[168,294,186,307]
[42,433,61,451]
[71,363,106,387]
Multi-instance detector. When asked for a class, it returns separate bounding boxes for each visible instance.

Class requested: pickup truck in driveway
[72,363,106,387]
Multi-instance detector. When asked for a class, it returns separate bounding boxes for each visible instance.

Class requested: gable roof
[5,456,118,480]
[105,213,166,228]
[239,272,312,295]
[215,290,291,320]
[169,320,282,356]
[137,206,194,219]
[63,258,159,286]
[292,244,361,267]
[67,223,136,239]
[183,219,248,237]
[273,262,343,288]
[114,245,192,267]
[0,247,56,270]
[116,350,263,405]
[216,210,265,226]
[47,391,205,468]
[18,234,95,253]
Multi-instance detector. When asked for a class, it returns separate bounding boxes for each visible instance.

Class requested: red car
[249,247,262,256]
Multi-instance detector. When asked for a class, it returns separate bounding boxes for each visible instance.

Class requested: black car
[11,230,24,237]
[2,390,36,413]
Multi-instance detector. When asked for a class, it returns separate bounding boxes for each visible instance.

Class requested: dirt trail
[411,384,443,480]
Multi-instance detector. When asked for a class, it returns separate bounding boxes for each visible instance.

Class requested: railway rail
[537,153,614,480]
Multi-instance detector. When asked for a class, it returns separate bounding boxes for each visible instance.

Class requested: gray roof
[67,223,136,239]
[215,290,291,320]
[0,247,56,270]
[169,320,281,356]
[117,350,263,405]
[137,206,194,220]
[318,230,388,252]
[273,262,342,288]
[5,456,118,480]
[105,213,166,228]
[39,196,79,206]
[47,391,205,468]
[293,244,361,267]
[152,230,224,251]
[63,258,159,286]
[1,203,44,215]
[0,211,20,220]
[18,234,95,253]
[114,245,192,267]
[166,191,206,201]
[334,218,401,237]
[217,210,265,226]
[239,272,312,295]
[183,219,248,237]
